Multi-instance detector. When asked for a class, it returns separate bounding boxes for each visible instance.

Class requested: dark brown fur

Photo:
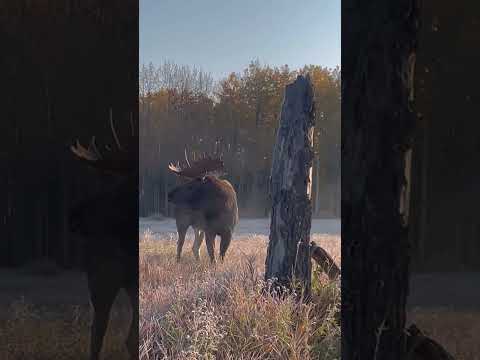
[69,176,138,360]
[168,175,238,263]
[173,205,205,261]
[69,121,137,360]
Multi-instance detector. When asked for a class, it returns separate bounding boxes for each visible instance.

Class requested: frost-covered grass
[1,219,341,359]
[0,278,131,360]
[139,227,341,360]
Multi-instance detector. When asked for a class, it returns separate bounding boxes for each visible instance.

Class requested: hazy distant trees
[139,60,340,218]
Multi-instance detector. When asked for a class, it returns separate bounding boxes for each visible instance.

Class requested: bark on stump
[265,74,315,297]
[342,1,419,359]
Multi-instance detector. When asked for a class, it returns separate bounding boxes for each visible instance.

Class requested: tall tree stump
[342,1,419,359]
[265,74,315,297]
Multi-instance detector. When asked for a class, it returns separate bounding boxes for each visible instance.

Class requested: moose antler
[168,149,225,178]
[71,108,136,175]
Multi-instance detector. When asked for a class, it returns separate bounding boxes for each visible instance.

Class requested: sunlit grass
[0,294,131,360]
[140,231,341,360]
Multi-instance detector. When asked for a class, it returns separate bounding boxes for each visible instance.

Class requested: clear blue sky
[140,0,340,80]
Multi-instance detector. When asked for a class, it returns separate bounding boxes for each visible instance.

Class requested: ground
[139,218,341,360]
[407,273,480,359]
[1,218,479,359]
[0,268,131,360]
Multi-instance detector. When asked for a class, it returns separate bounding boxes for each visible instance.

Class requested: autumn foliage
[139,60,340,218]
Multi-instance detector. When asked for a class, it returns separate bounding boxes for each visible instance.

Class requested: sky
[140,0,340,81]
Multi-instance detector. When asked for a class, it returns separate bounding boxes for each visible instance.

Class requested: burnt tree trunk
[342,1,419,359]
[314,155,321,216]
[265,75,315,296]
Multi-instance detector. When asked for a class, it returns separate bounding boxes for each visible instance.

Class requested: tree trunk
[314,155,321,217]
[342,1,419,359]
[265,75,315,297]
[60,168,70,267]
[418,117,429,268]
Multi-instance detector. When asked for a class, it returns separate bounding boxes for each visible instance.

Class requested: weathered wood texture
[342,0,419,359]
[310,241,340,281]
[265,75,315,296]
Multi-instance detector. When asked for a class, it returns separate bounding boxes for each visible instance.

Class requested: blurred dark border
[0,1,138,358]
[0,1,138,268]
[342,1,480,359]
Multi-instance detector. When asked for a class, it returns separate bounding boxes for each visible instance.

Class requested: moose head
[69,109,138,360]
[167,150,225,205]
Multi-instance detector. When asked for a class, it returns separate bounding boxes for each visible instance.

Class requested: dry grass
[6,230,478,360]
[0,280,131,360]
[140,231,341,360]
[407,308,480,360]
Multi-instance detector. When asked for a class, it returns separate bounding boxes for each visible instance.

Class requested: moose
[167,152,239,264]
[172,205,205,261]
[69,113,138,360]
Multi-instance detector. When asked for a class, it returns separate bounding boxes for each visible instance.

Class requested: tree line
[139,60,340,218]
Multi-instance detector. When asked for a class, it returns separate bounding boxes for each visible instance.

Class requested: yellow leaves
[139,60,340,216]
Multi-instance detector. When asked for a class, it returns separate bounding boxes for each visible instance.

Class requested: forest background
[139,60,340,218]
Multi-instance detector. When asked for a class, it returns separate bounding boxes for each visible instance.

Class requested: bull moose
[69,113,138,360]
[167,152,239,264]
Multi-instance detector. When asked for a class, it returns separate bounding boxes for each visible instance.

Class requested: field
[0,266,131,360]
[407,272,480,360]
[407,308,480,360]
[139,218,341,360]
[1,218,479,359]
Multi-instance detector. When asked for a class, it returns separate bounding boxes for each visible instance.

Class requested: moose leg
[88,271,119,360]
[176,224,188,262]
[125,285,139,360]
[205,232,216,264]
[219,231,232,262]
[192,229,204,260]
